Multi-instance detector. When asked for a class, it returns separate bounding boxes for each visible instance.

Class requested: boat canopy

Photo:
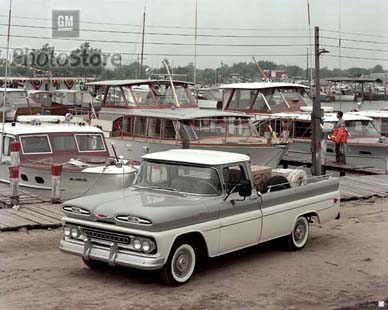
[220,82,309,90]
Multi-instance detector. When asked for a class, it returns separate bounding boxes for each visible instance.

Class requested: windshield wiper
[133,185,186,195]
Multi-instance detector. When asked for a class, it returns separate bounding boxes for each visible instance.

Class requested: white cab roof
[220,82,309,90]
[142,149,250,165]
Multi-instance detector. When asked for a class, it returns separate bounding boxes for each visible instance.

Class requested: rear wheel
[161,239,197,286]
[285,216,309,250]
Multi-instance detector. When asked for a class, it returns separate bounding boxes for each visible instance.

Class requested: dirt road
[0,199,387,310]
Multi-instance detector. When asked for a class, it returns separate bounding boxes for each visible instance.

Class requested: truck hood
[63,187,212,232]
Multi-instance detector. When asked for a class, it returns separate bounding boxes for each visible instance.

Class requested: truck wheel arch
[295,211,320,227]
[168,231,209,263]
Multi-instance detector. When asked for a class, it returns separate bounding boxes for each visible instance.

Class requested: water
[320,100,388,112]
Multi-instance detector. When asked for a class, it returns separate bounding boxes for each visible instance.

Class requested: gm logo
[52,10,80,38]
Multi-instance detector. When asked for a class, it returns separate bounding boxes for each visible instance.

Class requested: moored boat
[0,115,137,200]
[88,79,288,168]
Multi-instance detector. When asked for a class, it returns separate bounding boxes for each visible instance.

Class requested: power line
[0,23,310,39]
[322,28,388,40]
[327,54,388,62]
[0,14,311,32]
[322,36,388,46]
[0,33,312,47]
[324,44,388,54]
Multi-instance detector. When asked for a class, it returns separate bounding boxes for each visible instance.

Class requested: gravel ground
[0,198,387,310]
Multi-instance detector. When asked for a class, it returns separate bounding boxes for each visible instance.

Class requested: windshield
[134,161,221,195]
[21,135,51,154]
[345,120,380,138]
[75,134,105,151]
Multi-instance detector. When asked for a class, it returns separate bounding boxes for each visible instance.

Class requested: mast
[194,0,198,103]
[139,7,146,79]
[2,0,13,162]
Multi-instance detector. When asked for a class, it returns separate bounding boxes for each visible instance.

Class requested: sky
[1,0,388,70]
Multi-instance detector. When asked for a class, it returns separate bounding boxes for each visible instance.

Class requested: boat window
[381,119,388,135]
[153,84,192,105]
[251,92,267,110]
[227,89,255,110]
[2,135,15,156]
[180,117,257,141]
[105,87,127,105]
[20,136,51,154]
[345,120,380,137]
[50,135,77,152]
[131,85,156,105]
[133,117,147,136]
[134,161,221,195]
[264,88,288,109]
[147,118,176,139]
[292,121,311,138]
[75,134,105,151]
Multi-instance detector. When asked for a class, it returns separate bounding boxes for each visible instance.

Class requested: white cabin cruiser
[0,115,137,200]
[88,80,288,168]
[264,111,388,169]
[217,82,388,170]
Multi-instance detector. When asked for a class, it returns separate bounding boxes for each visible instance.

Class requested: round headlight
[142,240,151,253]
[64,226,71,237]
[71,227,79,238]
[133,238,142,250]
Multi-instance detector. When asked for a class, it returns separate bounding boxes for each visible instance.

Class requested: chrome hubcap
[294,223,305,241]
[176,253,189,273]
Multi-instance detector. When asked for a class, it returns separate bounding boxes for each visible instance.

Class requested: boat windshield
[104,84,194,106]
[344,120,380,138]
[225,87,309,111]
[75,134,105,151]
[20,134,106,154]
[324,120,380,138]
[134,161,221,195]
[180,117,258,141]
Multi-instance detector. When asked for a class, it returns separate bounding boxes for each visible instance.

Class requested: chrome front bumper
[59,238,165,271]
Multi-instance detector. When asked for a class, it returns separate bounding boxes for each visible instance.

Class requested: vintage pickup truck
[59,149,340,286]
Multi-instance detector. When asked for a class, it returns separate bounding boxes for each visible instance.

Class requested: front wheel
[161,240,197,286]
[285,216,309,250]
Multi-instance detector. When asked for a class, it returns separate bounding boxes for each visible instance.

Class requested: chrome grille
[82,227,131,244]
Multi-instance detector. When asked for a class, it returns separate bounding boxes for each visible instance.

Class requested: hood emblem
[96,214,109,218]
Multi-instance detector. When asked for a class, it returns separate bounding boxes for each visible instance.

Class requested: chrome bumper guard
[60,238,165,271]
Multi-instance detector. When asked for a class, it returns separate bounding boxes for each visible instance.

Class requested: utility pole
[139,7,146,79]
[311,26,323,176]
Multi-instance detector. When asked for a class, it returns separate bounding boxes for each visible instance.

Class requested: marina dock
[280,155,386,176]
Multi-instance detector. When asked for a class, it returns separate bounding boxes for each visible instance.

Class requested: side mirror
[238,179,252,197]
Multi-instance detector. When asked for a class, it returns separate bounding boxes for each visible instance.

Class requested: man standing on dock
[332,111,348,165]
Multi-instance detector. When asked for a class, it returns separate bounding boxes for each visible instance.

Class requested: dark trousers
[335,143,346,164]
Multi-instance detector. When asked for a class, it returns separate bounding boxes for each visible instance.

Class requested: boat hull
[0,164,136,201]
[106,137,288,168]
[287,139,387,170]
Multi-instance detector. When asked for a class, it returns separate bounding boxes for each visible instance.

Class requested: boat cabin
[0,116,110,166]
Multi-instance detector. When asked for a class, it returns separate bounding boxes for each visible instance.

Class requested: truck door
[218,164,262,254]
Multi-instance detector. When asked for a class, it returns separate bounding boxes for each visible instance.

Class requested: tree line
[0,42,385,84]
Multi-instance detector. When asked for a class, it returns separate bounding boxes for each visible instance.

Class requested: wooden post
[9,141,20,206]
[51,164,62,203]
[311,26,322,176]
